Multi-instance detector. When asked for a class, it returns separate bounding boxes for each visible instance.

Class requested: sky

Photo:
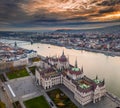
[0,0,120,31]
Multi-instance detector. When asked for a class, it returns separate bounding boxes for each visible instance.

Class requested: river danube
[23,43,120,98]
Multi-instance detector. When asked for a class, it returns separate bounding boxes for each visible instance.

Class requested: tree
[0,101,6,108]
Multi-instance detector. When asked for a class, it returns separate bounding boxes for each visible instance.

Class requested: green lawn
[24,96,50,108]
[29,66,36,75]
[6,68,29,80]
[47,89,77,108]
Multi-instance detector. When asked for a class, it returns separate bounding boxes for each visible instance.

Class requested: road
[0,79,13,108]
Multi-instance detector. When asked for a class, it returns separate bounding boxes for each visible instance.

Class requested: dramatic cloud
[97,0,120,6]
[0,0,120,31]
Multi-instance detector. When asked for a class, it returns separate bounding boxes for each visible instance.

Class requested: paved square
[5,76,41,101]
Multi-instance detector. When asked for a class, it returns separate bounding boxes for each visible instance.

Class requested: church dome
[59,50,68,62]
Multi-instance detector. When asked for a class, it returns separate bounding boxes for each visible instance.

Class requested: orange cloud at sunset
[20,0,120,22]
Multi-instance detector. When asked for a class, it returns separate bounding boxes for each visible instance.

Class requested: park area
[47,89,77,108]
[6,68,29,79]
[24,96,50,108]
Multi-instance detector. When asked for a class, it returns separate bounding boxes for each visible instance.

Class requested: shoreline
[40,42,120,57]
[1,38,120,57]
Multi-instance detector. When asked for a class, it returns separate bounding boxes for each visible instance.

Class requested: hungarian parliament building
[35,51,106,106]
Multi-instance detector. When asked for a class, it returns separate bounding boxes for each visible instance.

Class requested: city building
[25,50,37,59]
[35,52,106,106]
[0,42,37,71]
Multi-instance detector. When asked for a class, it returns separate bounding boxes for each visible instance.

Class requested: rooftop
[74,76,105,92]
[93,79,101,84]
[79,83,90,89]
[76,78,91,89]
[0,42,36,61]
[69,67,82,75]
[38,68,60,78]
[72,68,80,72]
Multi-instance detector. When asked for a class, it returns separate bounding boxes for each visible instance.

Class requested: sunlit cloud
[20,0,120,21]
[103,12,120,19]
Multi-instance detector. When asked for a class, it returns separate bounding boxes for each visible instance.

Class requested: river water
[1,39,120,98]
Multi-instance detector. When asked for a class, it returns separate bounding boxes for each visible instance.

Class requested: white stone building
[36,68,62,89]
[35,54,106,106]
[13,56,28,67]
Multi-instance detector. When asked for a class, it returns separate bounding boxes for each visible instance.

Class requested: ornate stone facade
[35,52,106,106]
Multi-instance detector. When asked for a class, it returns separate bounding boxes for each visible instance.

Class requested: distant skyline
[0,0,120,31]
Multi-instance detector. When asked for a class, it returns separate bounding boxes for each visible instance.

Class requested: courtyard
[24,95,50,108]
[47,88,77,108]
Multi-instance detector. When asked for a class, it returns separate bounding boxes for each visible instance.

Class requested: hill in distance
[55,25,120,33]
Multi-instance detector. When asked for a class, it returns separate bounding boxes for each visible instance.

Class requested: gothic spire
[62,49,64,56]
[96,75,98,79]
[14,41,17,47]
[103,78,105,84]
[81,66,83,72]
[75,58,78,68]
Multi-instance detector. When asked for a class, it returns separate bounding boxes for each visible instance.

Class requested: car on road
[49,101,54,107]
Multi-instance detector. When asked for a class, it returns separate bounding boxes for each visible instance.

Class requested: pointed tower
[103,78,105,84]
[14,41,17,48]
[81,66,83,73]
[75,58,78,68]
[62,49,64,56]
[67,58,83,80]
[96,75,98,80]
